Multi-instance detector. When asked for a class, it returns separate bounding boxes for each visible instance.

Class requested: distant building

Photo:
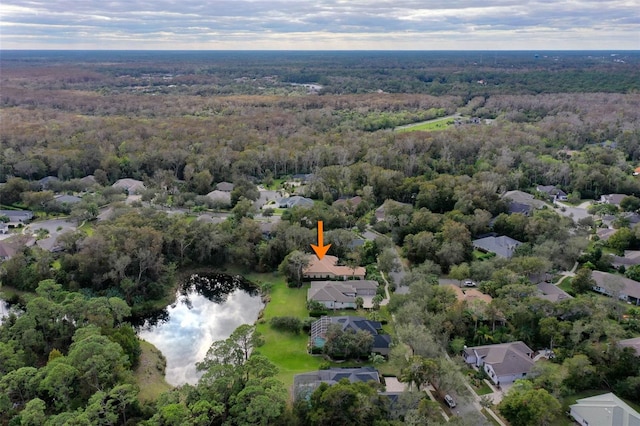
[216,182,234,192]
[618,337,640,357]
[473,235,522,259]
[0,210,34,227]
[276,196,314,208]
[536,282,573,303]
[112,178,146,195]
[536,185,568,201]
[53,194,82,205]
[600,193,628,206]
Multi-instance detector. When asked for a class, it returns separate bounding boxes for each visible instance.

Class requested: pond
[136,273,264,386]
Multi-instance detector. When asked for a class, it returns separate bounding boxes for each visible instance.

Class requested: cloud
[1,0,638,49]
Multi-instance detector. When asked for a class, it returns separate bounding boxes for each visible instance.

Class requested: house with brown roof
[463,341,535,386]
[303,255,366,280]
[0,241,17,261]
[446,284,493,305]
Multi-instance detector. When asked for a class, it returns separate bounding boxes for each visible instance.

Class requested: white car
[444,394,456,408]
[463,280,476,287]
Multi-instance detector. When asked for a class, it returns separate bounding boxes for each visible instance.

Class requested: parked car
[444,394,456,408]
[463,280,476,287]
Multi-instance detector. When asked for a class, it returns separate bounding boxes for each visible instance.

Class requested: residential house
[472,235,523,259]
[38,176,60,190]
[463,341,535,386]
[446,284,493,305]
[112,178,146,195]
[310,316,392,356]
[303,255,366,280]
[36,236,62,253]
[333,196,363,211]
[78,175,97,189]
[375,199,413,222]
[502,190,546,212]
[206,190,231,206]
[277,196,314,208]
[0,241,17,261]
[609,250,640,269]
[591,271,640,305]
[536,282,573,303]
[293,367,380,400]
[601,193,628,206]
[291,173,314,183]
[536,185,568,201]
[53,194,82,205]
[507,202,532,216]
[307,280,378,310]
[597,228,617,241]
[618,337,640,357]
[0,222,8,234]
[570,393,640,426]
[216,182,234,192]
[0,210,34,227]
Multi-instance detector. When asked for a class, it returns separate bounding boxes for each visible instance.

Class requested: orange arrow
[311,221,331,260]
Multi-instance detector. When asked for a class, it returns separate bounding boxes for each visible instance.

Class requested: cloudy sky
[1,0,639,50]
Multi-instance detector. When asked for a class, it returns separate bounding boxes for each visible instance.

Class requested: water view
[137,273,264,386]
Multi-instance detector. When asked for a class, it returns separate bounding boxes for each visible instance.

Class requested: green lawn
[396,117,454,133]
[253,279,323,389]
[134,340,173,402]
[557,276,573,293]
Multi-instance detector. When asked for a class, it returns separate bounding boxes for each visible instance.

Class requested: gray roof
[618,337,640,357]
[54,194,82,204]
[591,271,640,300]
[609,251,640,268]
[307,281,378,304]
[278,196,314,208]
[570,393,640,426]
[601,193,628,206]
[0,242,17,259]
[206,190,231,204]
[293,367,379,400]
[112,178,146,194]
[473,235,523,258]
[0,210,34,221]
[536,185,567,198]
[465,341,535,377]
[216,182,234,192]
[536,282,573,302]
[502,190,546,209]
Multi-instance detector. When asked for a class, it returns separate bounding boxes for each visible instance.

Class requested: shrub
[270,316,303,334]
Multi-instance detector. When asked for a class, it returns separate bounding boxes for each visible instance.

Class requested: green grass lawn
[557,276,573,293]
[134,340,173,402]
[78,221,94,236]
[253,279,323,390]
[396,117,454,133]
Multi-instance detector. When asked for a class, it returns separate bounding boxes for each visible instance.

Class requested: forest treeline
[2,51,640,425]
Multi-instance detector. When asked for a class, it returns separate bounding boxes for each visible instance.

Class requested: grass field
[252,277,323,389]
[396,117,454,132]
[134,340,173,402]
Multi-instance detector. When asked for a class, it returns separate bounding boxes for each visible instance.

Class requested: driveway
[553,200,593,222]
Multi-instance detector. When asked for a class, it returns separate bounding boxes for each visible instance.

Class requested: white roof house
[570,393,640,426]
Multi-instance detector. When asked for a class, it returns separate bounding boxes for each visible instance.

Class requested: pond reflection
[137,274,264,386]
